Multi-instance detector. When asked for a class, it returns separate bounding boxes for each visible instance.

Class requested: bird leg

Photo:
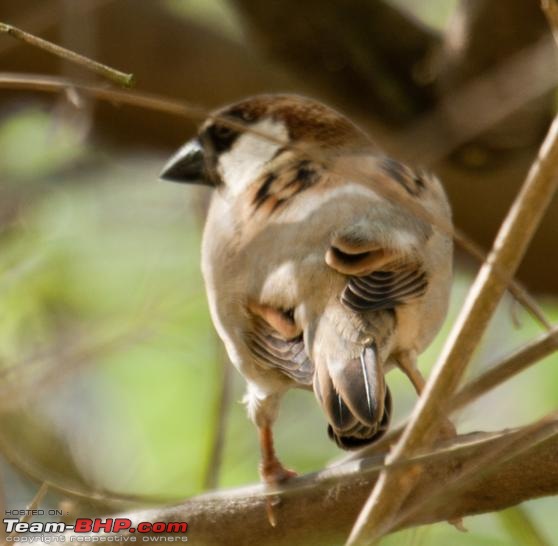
[258,424,297,484]
[258,424,297,527]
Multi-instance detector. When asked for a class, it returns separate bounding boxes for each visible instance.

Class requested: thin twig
[19,482,49,524]
[0,72,204,117]
[346,112,558,545]
[0,72,550,331]
[0,0,116,57]
[452,325,558,411]
[0,22,134,87]
[4,482,49,544]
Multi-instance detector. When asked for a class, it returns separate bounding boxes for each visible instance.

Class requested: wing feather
[342,265,428,312]
[247,319,314,385]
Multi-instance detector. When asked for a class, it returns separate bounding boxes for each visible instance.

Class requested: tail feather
[313,344,392,450]
[314,361,358,433]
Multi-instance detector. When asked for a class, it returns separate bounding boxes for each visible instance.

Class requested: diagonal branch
[452,325,558,411]
[346,112,558,544]
[0,21,133,87]
[33,421,558,546]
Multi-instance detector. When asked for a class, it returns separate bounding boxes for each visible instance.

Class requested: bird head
[160,94,371,188]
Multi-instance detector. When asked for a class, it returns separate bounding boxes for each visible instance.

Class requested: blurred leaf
[0,108,86,180]
[164,0,244,41]
[388,0,458,30]
[498,506,551,546]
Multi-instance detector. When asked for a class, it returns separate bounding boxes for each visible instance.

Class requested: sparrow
[160,94,453,485]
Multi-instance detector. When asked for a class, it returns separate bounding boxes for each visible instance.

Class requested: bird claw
[260,459,298,485]
[260,459,297,527]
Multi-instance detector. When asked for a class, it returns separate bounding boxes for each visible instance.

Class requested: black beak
[160,138,210,185]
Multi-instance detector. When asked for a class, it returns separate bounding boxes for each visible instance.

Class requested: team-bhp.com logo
[4,518,188,542]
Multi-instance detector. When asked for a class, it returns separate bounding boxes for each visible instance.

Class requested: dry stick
[18,482,49,524]
[3,482,49,545]
[388,415,558,536]
[452,325,558,411]
[0,73,204,118]
[346,113,558,545]
[0,72,550,331]
[0,22,133,87]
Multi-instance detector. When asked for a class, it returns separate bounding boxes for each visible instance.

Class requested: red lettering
[137,522,150,533]
[112,519,132,533]
[75,519,93,533]
[166,523,188,533]
[93,519,113,533]
[151,522,166,533]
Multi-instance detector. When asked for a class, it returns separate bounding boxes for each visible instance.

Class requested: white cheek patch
[217,118,288,195]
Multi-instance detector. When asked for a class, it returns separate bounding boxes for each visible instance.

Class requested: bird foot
[260,458,298,485]
[259,459,297,528]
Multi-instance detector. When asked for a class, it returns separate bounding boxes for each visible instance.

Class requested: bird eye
[207,122,239,153]
[213,124,234,139]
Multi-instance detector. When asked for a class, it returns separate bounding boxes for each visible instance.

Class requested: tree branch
[35,422,558,546]
[452,325,558,411]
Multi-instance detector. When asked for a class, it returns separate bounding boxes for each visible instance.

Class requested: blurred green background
[1,1,557,545]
